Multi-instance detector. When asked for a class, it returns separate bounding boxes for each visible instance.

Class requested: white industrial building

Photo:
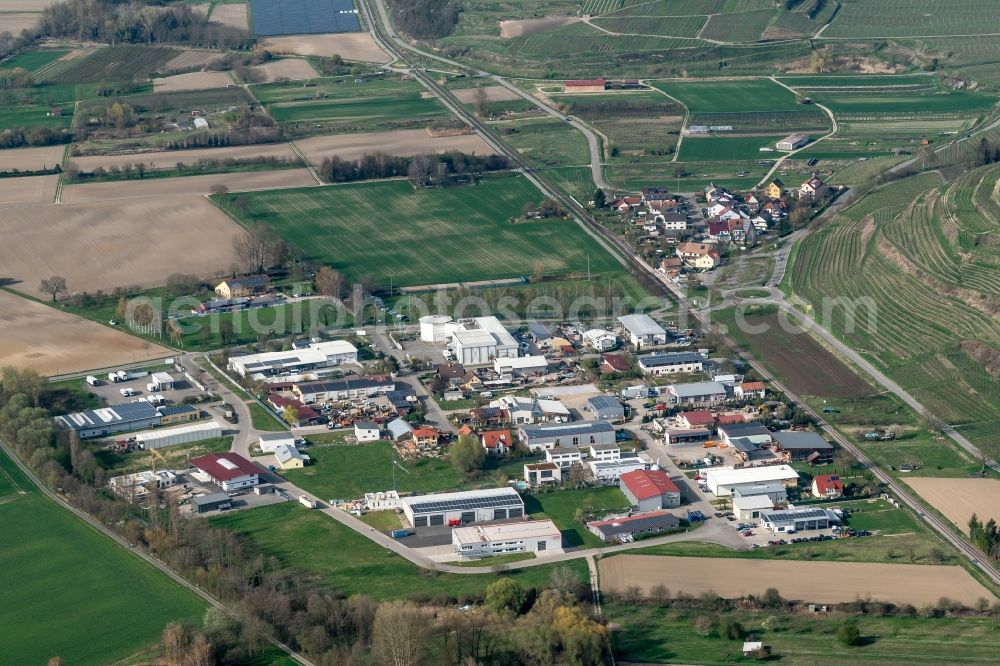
[135,421,222,450]
[704,465,799,498]
[732,495,774,521]
[228,340,359,378]
[582,329,618,352]
[448,317,518,366]
[637,351,704,376]
[519,420,616,452]
[494,355,548,377]
[588,453,652,483]
[452,519,563,559]
[109,469,178,497]
[617,314,667,349]
[258,432,296,453]
[402,487,524,527]
[150,372,175,390]
[419,314,453,342]
[761,507,839,534]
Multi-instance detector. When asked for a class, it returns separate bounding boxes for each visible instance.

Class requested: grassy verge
[247,402,288,432]
[524,487,631,548]
[211,502,587,601]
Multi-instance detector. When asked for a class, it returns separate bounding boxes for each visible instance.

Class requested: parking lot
[87,369,208,407]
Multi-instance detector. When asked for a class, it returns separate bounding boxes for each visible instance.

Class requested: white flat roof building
[134,421,222,450]
[494,355,548,376]
[732,494,774,521]
[259,432,296,453]
[228,340,358,377]
[402,487,524,527]
[705,465,799,497]
[109,469,178,497]
[453,519,563,558]
[582,329,618,351]
[450,317,519,366]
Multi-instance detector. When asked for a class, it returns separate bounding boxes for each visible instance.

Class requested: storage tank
[419,314,453,342]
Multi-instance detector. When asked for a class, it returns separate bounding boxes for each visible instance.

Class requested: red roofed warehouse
[620,469,681,511]
[564,77,606,93]
[190,452,260,491]
[811,474,844,499]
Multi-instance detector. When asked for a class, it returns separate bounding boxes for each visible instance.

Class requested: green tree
[449,433,486,476]
[593,188,606,208]
[485,577,526,616]
[837,620,862,646]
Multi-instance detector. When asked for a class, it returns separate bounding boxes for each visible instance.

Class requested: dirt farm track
[904,477,1000,535]
[0,291,171,376]
[0,196,241,294]
[599,555,995,607]
[59,169,317,202]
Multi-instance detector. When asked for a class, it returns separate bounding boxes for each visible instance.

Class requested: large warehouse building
[518,420,616,452]
[56,401,163,439]
[135,421,222,450]
[620,469,681,511]
[190,452,260,491]
[228,340,359,378]
[704,465,799,498]
[448,316,519,366]
[452,519,563,559]
[401,487,524,527]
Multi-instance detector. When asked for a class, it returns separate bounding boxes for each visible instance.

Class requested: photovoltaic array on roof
[406,493,523,515]
[251,0,361,36]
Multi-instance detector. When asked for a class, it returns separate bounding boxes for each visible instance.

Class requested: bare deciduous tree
[315,266,345,299]
[39,276,67,302]
[233,223,278,275]
[371,601,428,666]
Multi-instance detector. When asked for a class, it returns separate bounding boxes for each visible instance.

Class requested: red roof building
[190,452,260,491]
[619,469,681,509]
[678,410,715,428]
[481,429,512,456]
[715,413,747,425]
[564,77,606,93]
[811,474,844,499]
[601,353,631,374]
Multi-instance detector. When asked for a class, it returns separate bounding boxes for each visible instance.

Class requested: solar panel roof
[251,0,362,37]
[407,493,523,515]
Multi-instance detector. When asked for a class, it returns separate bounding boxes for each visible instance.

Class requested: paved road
[371,330,456,433]
[188,353,266,457]
[0,437,314,666]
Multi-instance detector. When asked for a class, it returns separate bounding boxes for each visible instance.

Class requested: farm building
[582,329,618,351]
[732,494,774,521]
[588,510,680,543]
[588,454,651,483]
[620,469,681,511]
[776,134,810,152]
[617,314,667,349]
[228,340,359,378]
[812,474,844,499]
[274,444,309,470]
[545,445,583,469]
[354,421,380,442]
[158,404,200,426]
[401,487,525,527]
[258,432,296,453]
[56,401,163,439]
[452,519,563,558]
[108,470,178,498]
[518,420,615,452]
[761,507,839,534]
[704,465,799,498]
[494,355,548,377]
[449,317,518,366]
[586,395,625,422]
[150,372,175,390]
[524,462,561,486]
[135,421,222,450]
[637,351,704,376]
[215,275,270,298]
[293,375,395,403]
[666,381,727,406]
[190,452,260,491]
[564,77,606,93]
[772,431,835,463]
[191,492,233,514]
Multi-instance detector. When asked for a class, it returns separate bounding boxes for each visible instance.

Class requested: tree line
[317,150,509,184]
[0,125,70,149]
[968,514,1000,559]
[386,0,461,39]
[0,367,610,665]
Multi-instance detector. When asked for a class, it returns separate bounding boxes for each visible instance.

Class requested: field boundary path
[0,437,315,666]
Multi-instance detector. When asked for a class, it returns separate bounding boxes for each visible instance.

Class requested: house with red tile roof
[811,474,844,499]
[481,429,512,456]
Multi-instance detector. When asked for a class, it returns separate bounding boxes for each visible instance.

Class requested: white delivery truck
[299,495,318,509]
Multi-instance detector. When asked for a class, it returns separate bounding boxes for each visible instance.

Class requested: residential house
[764,179,784,199]
[676,410,715,430]
[583,329,618,352]
[524,462,561,486]
[659,256,683,278]
[800,176,825,198]
[600,353,631,374]
[491,396,570,425]
[675,242,719,270]
[587,442,621,463]
[481,429,512,456]
[811,473,844,499]
[545,445,583,469]
[274,443,309,470]
[354,421,381,442]
[734,381,766,400]
[411,427,440,451]
[467,406,509,429]
[215,275,270,299]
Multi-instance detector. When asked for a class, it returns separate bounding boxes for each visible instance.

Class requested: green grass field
[0,448,204,665]
[217,175,623,288]
[524,487,631,548]
[822,0,999,39]
[248,402,288,432]
[678,135,787,161]
[211,501,588,600]
[652,79,802,113]
[1,49,69,72]
[36,45,179,84]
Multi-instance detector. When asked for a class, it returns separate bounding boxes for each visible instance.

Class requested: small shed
[150,372,174,390]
